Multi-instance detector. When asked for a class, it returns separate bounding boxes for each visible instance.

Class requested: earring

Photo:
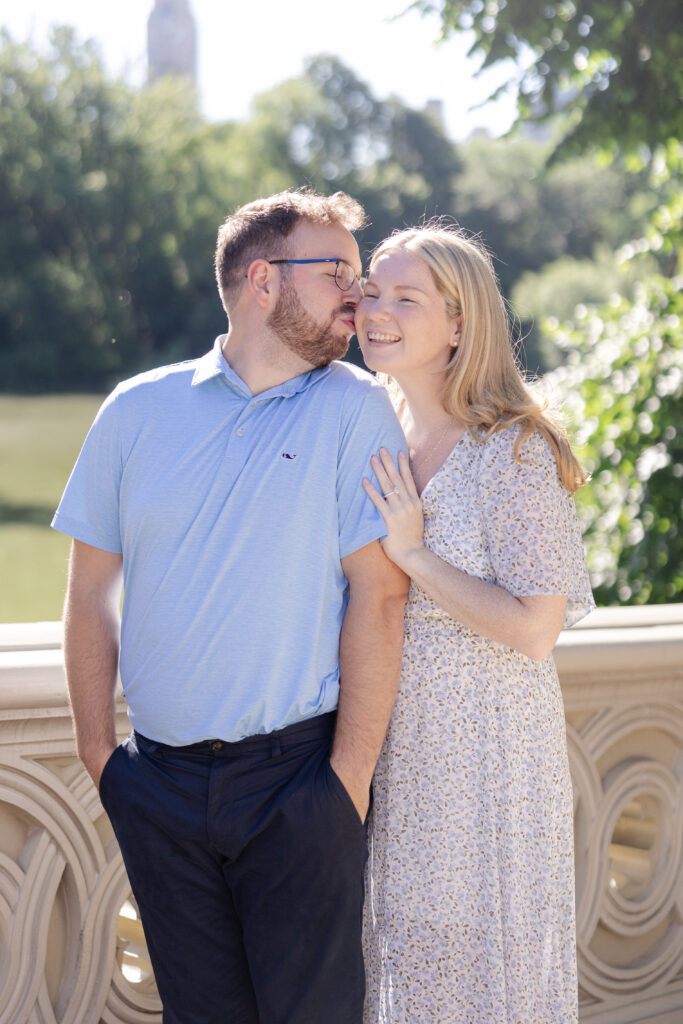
[449,339,459,349]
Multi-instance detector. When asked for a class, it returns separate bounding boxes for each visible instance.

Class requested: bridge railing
[1,607,682,1023]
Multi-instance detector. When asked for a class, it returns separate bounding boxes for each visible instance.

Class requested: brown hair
[371,224,587,494]
[215,188,366,311]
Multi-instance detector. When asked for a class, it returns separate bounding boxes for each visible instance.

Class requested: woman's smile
[366,331,402,344]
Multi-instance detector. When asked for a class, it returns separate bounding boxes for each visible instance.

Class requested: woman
[356,225,594,1024]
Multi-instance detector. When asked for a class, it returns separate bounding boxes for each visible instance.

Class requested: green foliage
[513,252,635,325]
[0,28,138,389]
[451,134,656,294]
[544,268,682,604]
[511,248,658,369]
[0,28,231,391]
[538,125,683,605]
[418,0,683,156]
[0,37,463,388]
[449,133,658,371]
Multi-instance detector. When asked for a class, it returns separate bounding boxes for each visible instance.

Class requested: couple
[53,188,594,1024]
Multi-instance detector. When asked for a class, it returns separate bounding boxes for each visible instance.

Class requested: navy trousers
[99,712,368,1024]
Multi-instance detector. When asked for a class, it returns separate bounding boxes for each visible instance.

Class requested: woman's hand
[363,449,425,570]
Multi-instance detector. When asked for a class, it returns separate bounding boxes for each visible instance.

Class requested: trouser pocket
[97,740,125,808]
[324,758,371,827]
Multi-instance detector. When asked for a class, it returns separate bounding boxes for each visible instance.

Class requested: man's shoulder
[317,362,404,446]
[322,360,387,400]
[326,360,377,385]
[108,357,201,410]
[117,357,199,394]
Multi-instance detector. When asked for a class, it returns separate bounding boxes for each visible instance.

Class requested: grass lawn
[0,395,104,622]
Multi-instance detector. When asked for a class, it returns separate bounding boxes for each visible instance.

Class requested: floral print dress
[363,426,595,1024]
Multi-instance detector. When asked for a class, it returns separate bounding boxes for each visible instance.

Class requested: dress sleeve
[476,427,595,628]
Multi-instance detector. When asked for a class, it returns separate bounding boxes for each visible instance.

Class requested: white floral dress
[363,426,594,1024]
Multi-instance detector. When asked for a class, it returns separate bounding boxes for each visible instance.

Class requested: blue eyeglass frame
[266,258,360,291]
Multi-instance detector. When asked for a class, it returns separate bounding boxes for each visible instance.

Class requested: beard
[266,278,354,368]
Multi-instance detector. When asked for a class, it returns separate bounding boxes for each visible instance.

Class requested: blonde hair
[370,224,586,494]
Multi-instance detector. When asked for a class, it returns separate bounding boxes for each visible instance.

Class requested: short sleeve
[51,388,124,553]
[476,428,595,628]
[336,381,406,559]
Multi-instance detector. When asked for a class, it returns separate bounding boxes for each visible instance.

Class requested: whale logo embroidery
[281,452,297,460]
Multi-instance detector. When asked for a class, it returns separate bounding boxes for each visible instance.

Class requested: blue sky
[2,0,519,141]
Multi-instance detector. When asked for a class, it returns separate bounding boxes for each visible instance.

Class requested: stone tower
[147,0,198,84]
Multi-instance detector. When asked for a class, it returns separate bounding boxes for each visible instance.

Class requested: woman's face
[356,249,459,382]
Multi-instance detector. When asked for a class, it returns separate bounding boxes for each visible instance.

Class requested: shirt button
[235,428,244,437]
[210,741,223,751]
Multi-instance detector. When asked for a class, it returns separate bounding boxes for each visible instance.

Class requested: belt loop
[271,733,282,758]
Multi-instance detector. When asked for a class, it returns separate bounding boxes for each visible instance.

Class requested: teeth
[367,331,401,342]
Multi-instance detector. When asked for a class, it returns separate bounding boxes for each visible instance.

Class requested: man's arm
[63,539,123,788]
[330,540,409,821]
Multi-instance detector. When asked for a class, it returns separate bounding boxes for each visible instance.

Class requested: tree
[0,29,237,390]
[0,28,142,389]
[545,140,683,604]
[449,133,658,370]
[418,0,682,156]
[451,134,655,293]
[510,247,658,369]
[543,266,682,604]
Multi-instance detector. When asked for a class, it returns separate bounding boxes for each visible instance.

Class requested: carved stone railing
[1,608,682,1023]
[0,623,160,1024]
[554,605,683,1024]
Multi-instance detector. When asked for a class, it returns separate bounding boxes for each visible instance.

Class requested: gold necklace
[410,422,451,474]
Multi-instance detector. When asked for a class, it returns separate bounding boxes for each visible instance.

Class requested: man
[53,189,407,1023]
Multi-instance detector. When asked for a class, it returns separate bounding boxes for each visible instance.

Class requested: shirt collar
[191,336,231,387]
[192,336,332,399]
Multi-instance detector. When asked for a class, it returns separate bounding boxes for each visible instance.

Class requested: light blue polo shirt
[52,337,405,744]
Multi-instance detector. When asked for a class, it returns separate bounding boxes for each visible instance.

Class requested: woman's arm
[363,448,566,661]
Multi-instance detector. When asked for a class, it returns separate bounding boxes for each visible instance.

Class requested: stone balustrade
[553,605,683,1024]
[1,608,682,1023]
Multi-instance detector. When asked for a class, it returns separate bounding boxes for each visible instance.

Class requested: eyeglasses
[267,258,360,292]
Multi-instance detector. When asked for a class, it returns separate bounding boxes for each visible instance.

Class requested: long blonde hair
[370,225,586,494]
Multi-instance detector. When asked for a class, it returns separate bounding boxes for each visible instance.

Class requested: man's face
[266,221,363,368]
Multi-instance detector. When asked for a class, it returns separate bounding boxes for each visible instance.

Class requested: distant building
[425,99,445,130]
[147,0,198,85]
